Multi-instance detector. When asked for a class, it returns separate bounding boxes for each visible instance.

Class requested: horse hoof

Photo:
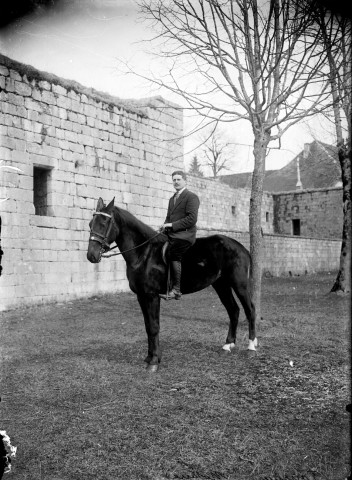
[222,343,235,352]
[247,338,257,351]
[146,364,159,373]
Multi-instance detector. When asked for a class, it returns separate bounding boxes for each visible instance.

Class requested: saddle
[161,241,206,267]
[161,241,169,265]
[161,242,173,297]
[161,241,206,297]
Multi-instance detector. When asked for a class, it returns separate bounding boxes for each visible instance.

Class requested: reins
[90,211,162,258]
[102,231,162,258]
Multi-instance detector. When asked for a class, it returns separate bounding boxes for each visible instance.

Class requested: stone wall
[196,228,341,277]
[188,176,274,234]
[0,54,184,310]
[273,187,343,239]
[262,234,341,276]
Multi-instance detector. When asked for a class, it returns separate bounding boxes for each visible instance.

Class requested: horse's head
[87,197,117,263]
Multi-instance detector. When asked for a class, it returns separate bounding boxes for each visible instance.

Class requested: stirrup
[159,289,182,301]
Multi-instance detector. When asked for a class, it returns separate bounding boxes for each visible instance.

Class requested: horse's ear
[96,198,104,212]
[106,197,115,210]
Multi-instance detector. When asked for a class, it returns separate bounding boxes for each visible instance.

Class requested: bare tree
[138,0,332,320]
[198,129,232,178]
[313,4,351,293]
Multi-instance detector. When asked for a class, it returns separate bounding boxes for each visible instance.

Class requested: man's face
[172,174,186,191]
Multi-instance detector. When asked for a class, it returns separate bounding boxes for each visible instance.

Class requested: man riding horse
[87,193,257,370]
[159,171,200,301]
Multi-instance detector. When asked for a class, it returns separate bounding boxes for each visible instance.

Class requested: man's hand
[159,223,172,232]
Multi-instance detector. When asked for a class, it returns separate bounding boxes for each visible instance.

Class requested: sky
[0,0,338,175]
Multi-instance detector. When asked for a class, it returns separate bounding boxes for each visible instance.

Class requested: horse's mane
[113,206,166,243]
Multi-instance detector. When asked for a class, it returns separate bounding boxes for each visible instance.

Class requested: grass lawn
[0,273,350,480]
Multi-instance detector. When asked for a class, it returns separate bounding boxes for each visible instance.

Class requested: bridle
[89,211,116,253]
[89,210,162,259]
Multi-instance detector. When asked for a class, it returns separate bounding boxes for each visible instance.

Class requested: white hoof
[222,343,235,352]
[247,338,257,351]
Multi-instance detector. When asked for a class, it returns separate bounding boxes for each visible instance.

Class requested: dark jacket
[164,188,200,244]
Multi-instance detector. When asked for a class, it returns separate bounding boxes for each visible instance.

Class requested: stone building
[273,187,343,239]
[220,141,343,240]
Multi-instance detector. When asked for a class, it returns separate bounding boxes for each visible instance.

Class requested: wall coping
[271,186,343,196]
[197,228,248,234]
[188,174,253,193]
[263,232,341,242]
[198,228,341,243]
[0,53,179,119]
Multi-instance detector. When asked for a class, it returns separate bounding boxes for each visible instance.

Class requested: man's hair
[172,170,187,180]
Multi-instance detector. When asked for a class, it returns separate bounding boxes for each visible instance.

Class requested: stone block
[122,191,134,204]
[61,119,73,131]
[80,134,94,147]
[69,142,85,154]
[0,66,9,76]
[5,77,16,92]
[25,97,44,112]
[26,131,42,143]
[71,99,81,113]
[49,239,67,251]
[0,146,11,162]
[31,153,58,169]
[15,81,32,96]
[86,116,95,127]
[8,92,25,106]
[65,130,78,143]
[41,90,57,105]
[57,96,72,109]
[52,84,67,96]
[42,144,62,159]
[37,80,51,90]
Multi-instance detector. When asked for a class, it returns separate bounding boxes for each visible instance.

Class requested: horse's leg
[212,278,240,353]
[232,281,257,351]
[137,293,161,372]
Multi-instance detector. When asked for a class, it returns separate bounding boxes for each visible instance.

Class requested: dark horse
[87,198,257,372]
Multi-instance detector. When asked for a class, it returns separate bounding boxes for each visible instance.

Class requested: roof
[219,141,341,192]
[219,170,276,189]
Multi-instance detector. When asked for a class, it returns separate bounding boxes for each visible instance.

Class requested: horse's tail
[247,250,254,297]
[248,253,252,281]
[247,254,253,283]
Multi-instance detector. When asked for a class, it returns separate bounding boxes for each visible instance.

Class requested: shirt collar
[175,187,186,196]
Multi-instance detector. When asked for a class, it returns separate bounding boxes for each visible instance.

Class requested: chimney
[296,157,303,190]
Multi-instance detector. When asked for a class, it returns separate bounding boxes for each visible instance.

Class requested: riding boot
[170,260,182,299]
[159,260,182,300]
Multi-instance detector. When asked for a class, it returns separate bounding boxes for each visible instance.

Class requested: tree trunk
[331,146,351,293]
[249,131,270,321]
[319,13,351,294]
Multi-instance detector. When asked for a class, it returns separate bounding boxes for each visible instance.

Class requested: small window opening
[33,166,52,216]
[231,205,236,216]
[292,219,301,236]
[265,212,269,222]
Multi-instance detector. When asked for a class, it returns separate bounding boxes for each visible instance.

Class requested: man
[159,170,200,300]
